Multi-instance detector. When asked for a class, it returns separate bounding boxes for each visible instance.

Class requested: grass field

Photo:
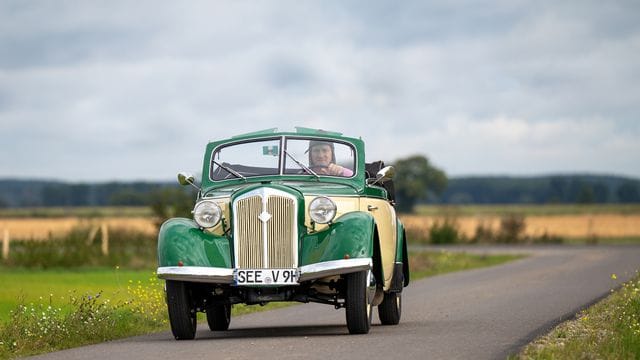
[0,267,154,322]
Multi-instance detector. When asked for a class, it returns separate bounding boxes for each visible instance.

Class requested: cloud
[0,1,639,181]
[419,115,640,176]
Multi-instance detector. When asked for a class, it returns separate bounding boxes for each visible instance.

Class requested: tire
[378,292,401,325]
[345,270,373,334]
[166,280,197,340]
[206,303,231,331]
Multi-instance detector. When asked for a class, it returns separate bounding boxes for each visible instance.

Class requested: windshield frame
[207,135,358,183]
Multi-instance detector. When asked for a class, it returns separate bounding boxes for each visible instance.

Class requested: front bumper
[157,258,372,284]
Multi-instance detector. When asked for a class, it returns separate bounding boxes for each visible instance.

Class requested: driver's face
[310,144,333,167]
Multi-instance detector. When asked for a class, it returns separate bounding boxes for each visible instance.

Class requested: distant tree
[69,184,90,206]
[109,188,150,206]
[592,182,609,203]
[577,184,595,204]
[0,196,7,208]
[393,155,447,213]
[149,187,197,228]
[42,185,71,206]
[548,177,569,203]
[617,182,640,203]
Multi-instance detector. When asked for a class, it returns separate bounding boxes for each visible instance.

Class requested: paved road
[31,245,640,360]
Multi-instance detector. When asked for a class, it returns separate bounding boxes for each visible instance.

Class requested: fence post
[2,229,9,260]
[87,226,100,245]
[101,223,109,256]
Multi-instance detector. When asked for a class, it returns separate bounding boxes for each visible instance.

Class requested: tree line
[432,175,640,205]
[381,156,640,211]
[0,180,182,208]
[1,161,639,211]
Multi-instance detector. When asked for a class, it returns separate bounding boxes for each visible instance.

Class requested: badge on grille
[258,211,272,223]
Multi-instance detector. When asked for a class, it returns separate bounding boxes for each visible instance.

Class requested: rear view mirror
[262,145,279,156]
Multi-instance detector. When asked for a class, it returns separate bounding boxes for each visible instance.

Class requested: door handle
[367,205,378,211]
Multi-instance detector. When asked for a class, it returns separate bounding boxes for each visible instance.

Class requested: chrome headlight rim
[308,196,337,224]
[193,200,222,228]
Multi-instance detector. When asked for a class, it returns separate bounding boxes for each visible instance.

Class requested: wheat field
[0,217,157,240]
[400,214,640,239]
[1,212,639,241]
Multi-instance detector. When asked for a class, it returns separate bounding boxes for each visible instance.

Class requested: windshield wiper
[283,150,319,179]
[212,160,247,181]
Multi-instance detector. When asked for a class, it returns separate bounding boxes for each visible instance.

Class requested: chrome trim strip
[157,266,234,284]
[298,258,372,282]
[157,258,372,284]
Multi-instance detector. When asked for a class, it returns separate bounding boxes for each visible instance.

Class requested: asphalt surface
[30,245,640,360]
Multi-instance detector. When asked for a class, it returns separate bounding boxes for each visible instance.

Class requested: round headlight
[308,196,337,224]
[193,200,222,228]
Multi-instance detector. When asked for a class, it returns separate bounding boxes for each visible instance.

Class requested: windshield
[210,138,281,180]
[284,138,355,178]
[209,137,356,181]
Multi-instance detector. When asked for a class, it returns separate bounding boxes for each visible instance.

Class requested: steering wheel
[297,164,328,174]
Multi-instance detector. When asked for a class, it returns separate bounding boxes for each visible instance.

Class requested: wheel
[378,292,402,325]
[166,280,197,340]
[345,270,374,334]
[206,302,231,331]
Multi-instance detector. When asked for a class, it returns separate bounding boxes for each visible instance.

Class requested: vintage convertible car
[157,128,410,339]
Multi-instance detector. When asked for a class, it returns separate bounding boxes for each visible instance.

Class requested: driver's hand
[326,163,344,176]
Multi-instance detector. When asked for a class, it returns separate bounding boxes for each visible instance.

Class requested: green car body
[157,128,409,339]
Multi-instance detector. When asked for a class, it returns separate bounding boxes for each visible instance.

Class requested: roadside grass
[0,267,166,359]
[409,250,525,279]
[516,271,640,360]
[0,268,152,322]
[562,236,640,245]
[0,251,522,359]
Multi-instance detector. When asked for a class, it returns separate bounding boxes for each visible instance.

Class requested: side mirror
[368,166,395,185]
[376,166,395,182]
[177,172,201,193]
[177,172,195,186]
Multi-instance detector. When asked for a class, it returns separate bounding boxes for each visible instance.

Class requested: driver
[308,140,354,177]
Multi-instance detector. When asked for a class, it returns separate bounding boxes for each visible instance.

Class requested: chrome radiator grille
[233,189,297,269]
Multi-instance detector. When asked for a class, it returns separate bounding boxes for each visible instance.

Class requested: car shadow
[195,323,367,339]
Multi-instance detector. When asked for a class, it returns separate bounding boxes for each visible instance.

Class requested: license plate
[234,269,299,286]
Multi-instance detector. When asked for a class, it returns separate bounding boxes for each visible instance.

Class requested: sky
[1,1,639,182]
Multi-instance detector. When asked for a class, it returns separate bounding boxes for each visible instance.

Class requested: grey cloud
[0,28,151,69]
[0,1,639,180]
[265,59,316,89]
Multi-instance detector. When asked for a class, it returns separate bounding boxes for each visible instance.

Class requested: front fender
[157,218,232,268]
[299,212,376,266]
